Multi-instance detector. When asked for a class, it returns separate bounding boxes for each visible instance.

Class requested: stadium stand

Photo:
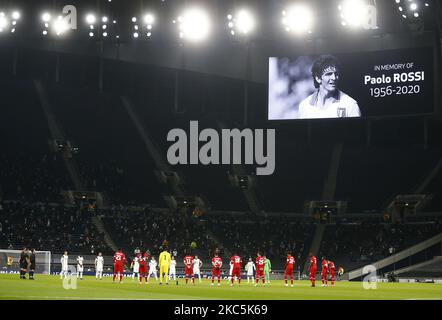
[0,201,111,255]
[100,206,218,259]
[318,220,442,271]
[46,84,167,206]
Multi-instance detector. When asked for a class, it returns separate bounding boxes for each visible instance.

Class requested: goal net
[0,249,51,274]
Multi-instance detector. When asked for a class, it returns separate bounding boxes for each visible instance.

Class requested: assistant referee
[19,247,29,279]
[29,248,36,280]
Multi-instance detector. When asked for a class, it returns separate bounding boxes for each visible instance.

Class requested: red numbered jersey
[212,257,222,268]
[310,256,317,268]
[138,257,147,266]
[114,252,126,265]
[286,256,295,269]
[321,260,328,270]
[230,255,242,269]
[256,256,265,270]
[183,255,194,268]
[328,261,335,270]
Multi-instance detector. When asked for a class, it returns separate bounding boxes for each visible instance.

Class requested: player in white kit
[193,255,203,283]
[169,256,177,282]
[245,257,255,284]
[131,253,140,280]
[147,256,158,282]
[227,260,234,282]
[60,251,69,279]
[76,255,84,280]
[95,252,104,280]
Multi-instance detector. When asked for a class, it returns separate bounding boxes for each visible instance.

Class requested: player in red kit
[308,253,317,287]
[183,252,195,285]
[211,252,223,286]
[284,252,295,287]
[113,248,127,283]
[230,253,242,286]
[321,257,328,287]
[255,252,266,286]
[328,260,336,286]
[138,252,148,284]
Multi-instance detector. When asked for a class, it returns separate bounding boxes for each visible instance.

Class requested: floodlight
[0,15,8,29]
[42,12,51,22]
[338,0,368,28]
[144,14,154,25]
[53,16,68,35]
[177,7,211,42]
[12,11,20,20]
[86,14,96,25]
[282,4,314,34]
[235,9,255,34]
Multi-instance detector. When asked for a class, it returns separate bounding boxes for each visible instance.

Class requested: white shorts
[96,266,103,272]
[194,269,200,275]
[149,269,157,275]
[77,265,84,272]
[247,272,254,276]
[169,268,176,274]
[133,265,139,273]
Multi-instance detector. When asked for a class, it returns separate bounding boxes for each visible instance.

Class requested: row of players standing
[58,249,341,287]
[112,248,297,287]
[59,251,105,280]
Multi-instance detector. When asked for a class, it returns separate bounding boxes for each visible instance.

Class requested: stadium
[0,0,442,306]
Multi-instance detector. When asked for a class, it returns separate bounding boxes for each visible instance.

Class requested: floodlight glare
[0,16,8,29]
[339,0,368,28]
[86,14,96,25]
[144,13,155,25]
[178,7,211,42]
[42,13,51,22]
[53,16,68,35]
[12,11,20,20]
[235,9,255,34]
[282,4,314,34]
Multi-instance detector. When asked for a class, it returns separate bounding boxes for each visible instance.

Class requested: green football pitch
[0,274,441,300]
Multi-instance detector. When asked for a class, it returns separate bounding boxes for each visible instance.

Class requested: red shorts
[185,267,194,275]
[284,268,294,277]
[114,264,124,273]
[321,271,328,279]
[231,267,241,278]
[256,269,264,278]
[329,270,335,279]
[309,268,317,280]
[139,265,147,274]
[212,268,221,277]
